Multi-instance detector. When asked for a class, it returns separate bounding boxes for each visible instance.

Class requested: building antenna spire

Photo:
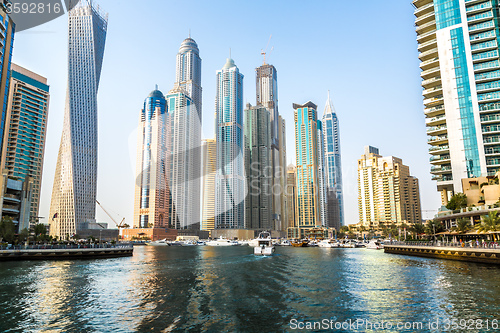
[155,84,158,90]
[189,29,191,38]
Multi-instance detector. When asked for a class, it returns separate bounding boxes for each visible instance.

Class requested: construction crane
[261,34,273,65]
[96,200,127,229]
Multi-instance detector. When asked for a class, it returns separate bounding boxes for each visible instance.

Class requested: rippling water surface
[0,246,499,332]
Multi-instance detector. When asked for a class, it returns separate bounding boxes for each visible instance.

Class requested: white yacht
[254,231,275,256]
[146,239,169,246]
[318,239,340,248]
[206,237,239,246]
[365,239,383,250]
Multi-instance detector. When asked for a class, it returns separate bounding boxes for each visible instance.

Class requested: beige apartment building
[357,146,422,231]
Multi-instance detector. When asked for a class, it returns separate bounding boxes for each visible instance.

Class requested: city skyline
[12,0,438,227]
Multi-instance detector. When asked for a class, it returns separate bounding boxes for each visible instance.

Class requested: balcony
[432,174,453,182]
[467,10,493,24]
[429,145,449,155]
[417,29,436,44]
[424,104,445,117]
[480,113,500,123]
[419,47,439,61]
[482,124,500,133]
[427,124,447,135]
[421,66,440,79]
[425,113,445,125]
[473,59,500,72]
[416,19,436,34]
[423,94,444,106]
[414,2,434,17]
[422,76,441,87]
[466,1,492,15]
[418,38,437,53]
[423,84,442,98]
[430,165,452,174]
[428,135,448,144]
[420,57,439,71]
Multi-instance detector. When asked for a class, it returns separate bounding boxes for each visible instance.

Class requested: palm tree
[454,218,471,234]
[477,211,500,241]
[410,223,425,240]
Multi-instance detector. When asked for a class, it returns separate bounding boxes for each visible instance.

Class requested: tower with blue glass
[0,3,15,164]
[322,92,343,228]
[415,0,500,204]
[0,64,49,231]
[133,88,170,229]
[293,101,321,233]
[215,58,245,229]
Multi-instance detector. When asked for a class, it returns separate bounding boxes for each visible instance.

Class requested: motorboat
[308,240,319,247]
[181,240,197,246]
[278,240,291,246]
[146,239,169,246]
[206,237,239,246]
[317,239,340,248]
[365,239,383,250]
[253,231,275,256]
[238,240,250,246]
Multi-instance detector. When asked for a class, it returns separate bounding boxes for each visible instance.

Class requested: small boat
[146,239,169,246]
[180,240,197,246]
[253,231,275,256]
[206,237,239,246]
[278,240,291,246]
[308,240,319,247]
[365,240,383,250]
[291,239,308,247]
[317,239,340,248]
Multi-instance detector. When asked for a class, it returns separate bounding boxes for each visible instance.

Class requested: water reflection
[0,247,498,332]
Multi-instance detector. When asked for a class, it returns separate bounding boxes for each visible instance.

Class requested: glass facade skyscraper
[215,58,245,229]
[133,89,170,229]
[1,64,49,229]
[168,38,202,230]
[322,92,344,227]
[49,1,108,238]
[293,101,320,229]
[414,0,500,204]
[0,3,15,163]
[244,103,272,230]
[256,63,286,230]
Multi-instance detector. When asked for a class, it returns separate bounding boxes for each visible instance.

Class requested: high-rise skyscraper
[256,63,286,229]
[244,103,272,230]
[133,88,169,229]
[201,138,216,233]
[286,164,297,230]
[167,37,202,230]
[293,101,321,232]
[165,90,198,229]
[414,0,500,204]
[215,58,245,229]
[317,119,327,226]
[174,37,202,119]
[358,146,422,227]
[278,115,287,229]
[322,92,343,227]
[0,64,49,228]
[49,2,108,239]
[0,3,15,164]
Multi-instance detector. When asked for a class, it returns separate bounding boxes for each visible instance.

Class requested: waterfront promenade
[0,243,133,261]
[385,242,500,264]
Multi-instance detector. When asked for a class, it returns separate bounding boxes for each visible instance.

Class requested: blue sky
[12,0,440,227]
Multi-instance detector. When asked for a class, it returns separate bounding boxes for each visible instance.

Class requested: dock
[0,244,133,261]
[384,244,500,264]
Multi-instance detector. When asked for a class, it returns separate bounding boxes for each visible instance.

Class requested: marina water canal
[0,246,499,332]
